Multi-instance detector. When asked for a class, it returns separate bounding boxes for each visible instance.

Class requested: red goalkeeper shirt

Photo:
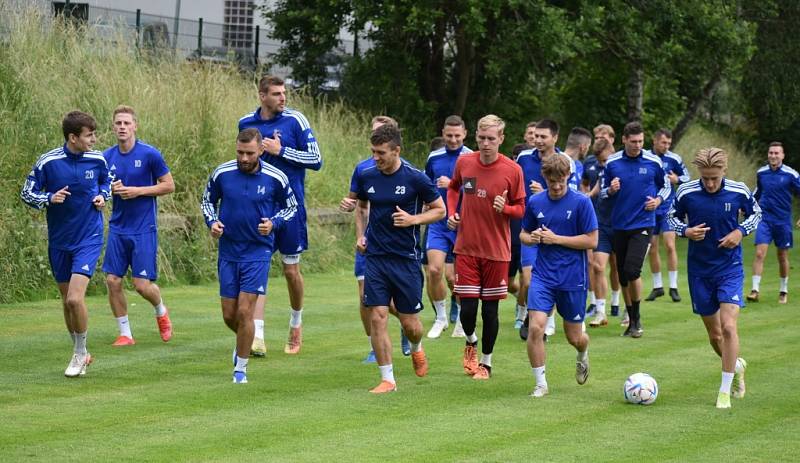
[447,152,526,262]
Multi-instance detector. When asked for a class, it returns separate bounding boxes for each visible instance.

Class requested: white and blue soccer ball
[624,372,658,405]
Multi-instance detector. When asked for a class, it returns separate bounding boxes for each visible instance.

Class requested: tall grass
[674,124,760,187]
[0,5,370,302]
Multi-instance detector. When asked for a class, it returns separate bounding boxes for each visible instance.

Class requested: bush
[0,6,368,302]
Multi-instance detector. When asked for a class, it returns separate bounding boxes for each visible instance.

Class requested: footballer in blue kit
[21,111,111,377]
[604,122,671,338]
[354,124,445,393]
[667,147,760,409]
[645,129,690,303]
[238,75,322,355]
[201,129,298,384]
[515,119,580,336]
[747,142,800,304]
[102,106,176,347]
[337,115,407,363]
[584,137,618,326]
[424,115,472,339]
[520,153,598,398]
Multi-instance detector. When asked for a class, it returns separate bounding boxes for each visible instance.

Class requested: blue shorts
[755,220,793,249]
[49,244,103,283]
[528,281,587,323]
[274,211,308,256]
[363,255,423,314]
[426,221,456,254]
[102,231,158,280]
[354,250,366,280]
[218,258,271,299]
[520,243,538,268]
[653,213,674,235]
[595,224,614,254]
[688,272,744,316]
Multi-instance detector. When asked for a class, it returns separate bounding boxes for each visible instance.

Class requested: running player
[424,115,472,338]
[239,75,322,355]
[21,110,111,377]
[354,124,445,393]
[583,138,616,327]
[339,116,408,362]
[103,105,175,346]
[201,129,298,383]
[645,128,689,303]
[747,142,800,304]
[522,153,598,398]
[667,147,760,408]
[448,114,526,380]
[605,122,670,338]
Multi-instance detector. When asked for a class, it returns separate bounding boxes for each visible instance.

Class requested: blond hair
[112,105,137,122]
[693,147,728,170]
[541,153,571,179]
[371,115,398,129]
[477,114,505,134]
[593,123,615,139]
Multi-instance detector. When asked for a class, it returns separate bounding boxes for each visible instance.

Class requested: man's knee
[132,278,152,295]
[106,274,123,291]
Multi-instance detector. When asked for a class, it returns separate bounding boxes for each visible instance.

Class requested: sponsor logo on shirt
[537,212,545,219]
[367,186,375,193]
[463,177,477,194]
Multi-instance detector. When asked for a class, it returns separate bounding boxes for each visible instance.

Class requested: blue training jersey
[654,150,690,216]
[202,160,298,262]
[668,178,761,278]
[521,189,598,290]
[238,107,322,214]
[595,161,616,227]
[355,159,440,260]
[104,140,170,235]
[516,148,579,198]
[604,149,671,231]
[21,144,111,250]
[349,157,376,193]
[425,144,472,223]
[753,164,800,224]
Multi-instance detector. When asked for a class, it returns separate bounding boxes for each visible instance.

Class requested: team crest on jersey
[463,177,477,194]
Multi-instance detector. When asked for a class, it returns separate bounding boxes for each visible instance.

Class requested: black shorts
[612,228,652,286]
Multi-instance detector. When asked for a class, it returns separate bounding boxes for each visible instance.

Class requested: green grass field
[1,236,798,462]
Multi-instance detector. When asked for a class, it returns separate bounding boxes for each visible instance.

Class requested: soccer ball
[624,372,658,405]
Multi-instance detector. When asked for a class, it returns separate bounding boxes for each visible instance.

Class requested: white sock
[668,271,678,289]
[532,366,547,387]
[720,371,734,394]
[254,319,265,339]
[596,299,606,316]
[611,290,620,306]
[589,291,596,304]
[546,313,556,331]
[752,275,761,292]
[234,356,248,373]
[577,349,588,362]
[116,315,132,338]
[410,340,422,353]
[466,333,478,343]
[480,353,492,367]
[74,331,87,355]
[652,272,663,288]
[154,300,167,317]
[379,364,395,383]
[780,277,789,293]
[70,332,77,344]
[433,300,447,322]
[516,304,527,321]
[289,308,303,328]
